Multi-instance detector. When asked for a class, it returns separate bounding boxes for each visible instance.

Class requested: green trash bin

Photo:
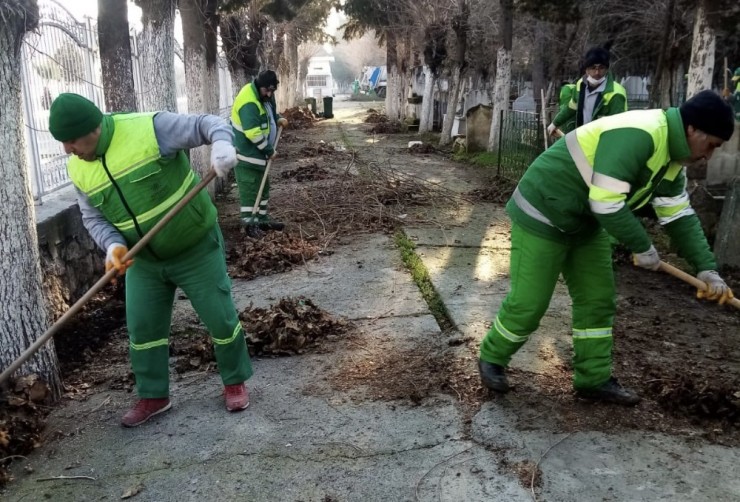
[323,96,334,119]
[304,97,316,115]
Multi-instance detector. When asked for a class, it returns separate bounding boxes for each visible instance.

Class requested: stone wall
[35,189,103,319]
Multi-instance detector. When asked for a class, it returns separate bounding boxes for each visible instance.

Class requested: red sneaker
[224,383,250,411]
[121,398,171,427]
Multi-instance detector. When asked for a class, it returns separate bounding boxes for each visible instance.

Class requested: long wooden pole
[0,170,218,385]
[658,261,740,310]
[248,127,283,223]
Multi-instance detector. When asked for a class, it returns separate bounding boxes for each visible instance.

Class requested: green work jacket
[508,107,716,273]
[67,113,216,261]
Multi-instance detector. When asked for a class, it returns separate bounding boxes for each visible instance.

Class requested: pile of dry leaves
[299,141,339,157]
[0,375,51,485]
[226,232,321,280]
[240,297,352,356]
[363,109,386,123]
[281,107,316,129]
[408,143,437,154]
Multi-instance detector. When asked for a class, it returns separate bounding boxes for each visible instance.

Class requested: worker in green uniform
[49,93,253,427]
[548,42,627,137]
[479,90,735,405]
[231,70,289,238]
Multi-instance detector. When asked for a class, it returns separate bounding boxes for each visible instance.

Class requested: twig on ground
[530,433,574,501]
[415,447,474,501]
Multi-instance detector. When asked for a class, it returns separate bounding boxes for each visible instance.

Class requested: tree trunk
[418,65,435,133]
[686,1,716,99]
[180,0,215,197]
[531,21,546,111]
[439,67,463,146]
[385,30,402,121]
[1,0,62,400]
[98,0,137,112]
[284,24,299,109]
[135,0,177,112]
[487,0,513,152]
[649,0,675,107]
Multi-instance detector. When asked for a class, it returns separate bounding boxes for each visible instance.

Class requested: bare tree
[686,0,715,97]
[134,0,178,111]
[439,0,469,146]
[180,0,220,196]
[98,0,137,111]
[0,0,62,399]
[487,0,513,151]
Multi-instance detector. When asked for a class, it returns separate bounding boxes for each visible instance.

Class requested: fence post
[496,109,504,176]
[20,55,45,203]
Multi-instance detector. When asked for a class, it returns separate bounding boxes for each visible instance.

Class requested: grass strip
[394,231,455,331]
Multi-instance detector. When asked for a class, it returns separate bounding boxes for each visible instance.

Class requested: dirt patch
[467,175,518,204]
[272,163,463,247]
[278,163,333,182]
[239,297,353,356]
[408,143,438,154]
[369,121,404,134]
[502,458,541,491]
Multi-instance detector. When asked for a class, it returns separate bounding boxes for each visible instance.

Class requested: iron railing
[496,110,545,180]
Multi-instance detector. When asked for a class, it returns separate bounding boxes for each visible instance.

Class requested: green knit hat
[48,93,103,142]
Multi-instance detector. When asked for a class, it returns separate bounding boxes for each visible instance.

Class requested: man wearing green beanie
[49,93,254,427]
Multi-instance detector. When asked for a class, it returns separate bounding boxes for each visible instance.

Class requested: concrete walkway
[3,99,738,502]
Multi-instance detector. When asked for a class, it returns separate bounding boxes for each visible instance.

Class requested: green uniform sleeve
[239,102,274,156]
[653,173,717,272]
[663,216,717,272]
[589,128,655,253]
[553,102,575,128]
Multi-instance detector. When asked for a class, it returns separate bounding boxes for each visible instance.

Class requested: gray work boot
[478,359,510,393]
[575,377,641,406]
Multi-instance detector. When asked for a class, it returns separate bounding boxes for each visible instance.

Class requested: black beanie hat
[255,70,279,89]
[679,90,735,141]
[583,41,613,68]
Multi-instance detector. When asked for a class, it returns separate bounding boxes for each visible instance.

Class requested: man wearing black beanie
[548,41,628,137]
[479,90,735,406]
[231,70,289,237]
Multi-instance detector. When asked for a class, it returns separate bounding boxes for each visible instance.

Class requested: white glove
[210,140,237,178]
[696,270,734,304]
[547,123,557,136]
[632,245,660,271]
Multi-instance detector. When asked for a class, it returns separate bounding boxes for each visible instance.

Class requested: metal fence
[21,0,234,203]
[496,110,545,180]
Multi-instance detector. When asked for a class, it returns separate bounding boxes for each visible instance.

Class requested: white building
[304,48,335,105]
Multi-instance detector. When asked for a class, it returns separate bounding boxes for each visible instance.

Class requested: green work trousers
[234,161,270,224]
[125,225,253,398]
[479,223,616,389]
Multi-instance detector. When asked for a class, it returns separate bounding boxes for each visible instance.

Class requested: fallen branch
[36,475,97,482]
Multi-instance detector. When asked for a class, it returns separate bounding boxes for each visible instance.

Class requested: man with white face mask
[548,42,627,137]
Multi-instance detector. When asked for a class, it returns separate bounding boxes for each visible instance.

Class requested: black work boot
[478,359,510,393]
[243,223,266,239]
[575,377,641,406]
[258,221,285,232]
